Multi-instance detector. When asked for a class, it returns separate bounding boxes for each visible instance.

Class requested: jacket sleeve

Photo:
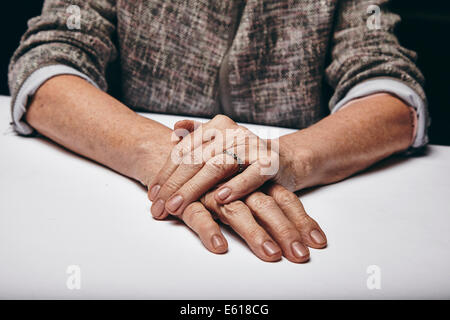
[8,0,117,106]
[325,0,428,120]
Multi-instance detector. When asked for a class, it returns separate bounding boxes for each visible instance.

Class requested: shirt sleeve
[325,0,429,150]
[8,0,117,134]
[12,65,99,135]
[331,77,429,149]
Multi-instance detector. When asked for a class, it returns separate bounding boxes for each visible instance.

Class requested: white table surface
[0,95,449,299]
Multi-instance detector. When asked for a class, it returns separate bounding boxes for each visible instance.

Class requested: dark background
[1,1,449,145]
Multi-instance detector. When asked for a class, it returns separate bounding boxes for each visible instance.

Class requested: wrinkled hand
[150,182,327,263]
[148,115,295,219]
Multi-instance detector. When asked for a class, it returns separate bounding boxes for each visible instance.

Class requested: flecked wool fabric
[9,0,427,130]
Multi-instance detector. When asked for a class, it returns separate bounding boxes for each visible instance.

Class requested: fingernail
[262,241,281,256]
[217,187,231,200]
[151,199,165,218]
[212,235,225,250]
[310,229,326,245]
[166,195,183,213]
[149,185,161,201]
[291,241,309,259]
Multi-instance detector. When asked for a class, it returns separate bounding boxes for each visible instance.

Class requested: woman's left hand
[148,114,299,219]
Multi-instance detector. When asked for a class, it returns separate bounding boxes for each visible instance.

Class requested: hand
[148,115,298,219]
[162,183,327,263]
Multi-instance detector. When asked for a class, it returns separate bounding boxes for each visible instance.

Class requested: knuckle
[192,161,205,170]
[229,175,252,196]
[202,192,218,210]
[213,114,234,125]
[221,201,246,219]
[249,195,276,211]
[205,159,222,174]
[200,192,212,206]
[207,156,236,174]
[207,155,224,167]
[170,146,184,164]
[197,222,215,236]
[236,174,251,186]
[246,226,264,241]
[182,152,203,166]
[295,215,314,230]
[162,179,182,194]
[275,190,298,207]
[184,180,202,195]
[185,202,205,216]
[176,141,191,155]
[183,203,204,226]
[274,224,298,239]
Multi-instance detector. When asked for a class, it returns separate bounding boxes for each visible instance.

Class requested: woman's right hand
[160,183,327,263]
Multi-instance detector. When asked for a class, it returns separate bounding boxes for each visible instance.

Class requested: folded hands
[147,115,327,263]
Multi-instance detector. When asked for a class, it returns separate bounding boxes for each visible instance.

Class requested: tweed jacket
[9,0,426,129]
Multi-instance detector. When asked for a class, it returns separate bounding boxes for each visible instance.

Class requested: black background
[0,300,448,317]
[1,1,449,145]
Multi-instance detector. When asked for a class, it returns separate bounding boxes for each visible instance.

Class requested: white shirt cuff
[12,65,99,135]
[331,78,428,149]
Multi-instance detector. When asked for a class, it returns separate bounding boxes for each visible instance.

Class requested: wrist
[131,126,174,187]
[277,135,319,191]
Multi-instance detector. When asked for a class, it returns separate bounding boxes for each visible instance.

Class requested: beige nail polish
[291,241,309,259]
[262,241,280,256]
[212,235,225,250]
[310,229,326,245]
[166,195,183,212]
[151,199,165,218]
[149,184,161,200]
[217,187,231,200]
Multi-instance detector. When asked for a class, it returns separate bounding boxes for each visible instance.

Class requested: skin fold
[25,75,414,263]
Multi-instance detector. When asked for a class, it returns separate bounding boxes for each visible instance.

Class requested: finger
[245,192,310,263]
[179,202,228,254]
[151,115,243,205]
[175,122,220,157]
[201,194,282,262]
[148,158,180,204]
[265,184,327,249]
[148,127,217,202]
[214,156,278,204]
[149,115,241,216]
[174,119,202,134]
[175,115,235,132]
[174,114,238,142]
[150,164,203,220]
[147,145,186,202]
[152,135,229,219]
[151,161,204,220]
[172,114,238,160]
[164,153,239,216]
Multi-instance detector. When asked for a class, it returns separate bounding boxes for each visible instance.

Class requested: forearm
[26,75,172,185]
[280,93,415,191]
